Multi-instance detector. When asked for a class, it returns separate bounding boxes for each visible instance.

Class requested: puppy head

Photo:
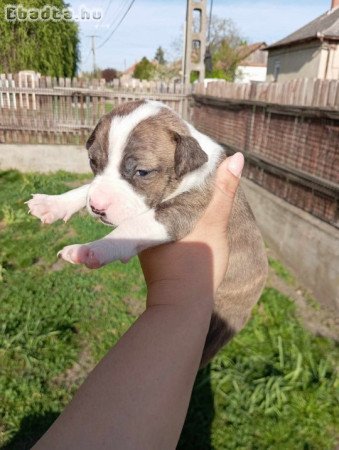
[86,100,208,226]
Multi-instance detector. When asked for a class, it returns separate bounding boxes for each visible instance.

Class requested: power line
[100,0,130,38]
[103,0,115,20]
[81,0,123,69]
[104,0,124,29]
[97,0,136,50]
[81,1,127,70]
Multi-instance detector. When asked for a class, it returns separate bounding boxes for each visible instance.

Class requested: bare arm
[33,153,244,450]
[33,282,213,450]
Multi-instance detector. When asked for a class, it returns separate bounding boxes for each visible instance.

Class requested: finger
[203,152,244,222]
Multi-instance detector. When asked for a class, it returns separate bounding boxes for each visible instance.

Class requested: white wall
[235,66,267,84]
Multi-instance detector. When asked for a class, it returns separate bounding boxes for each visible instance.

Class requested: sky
[69,0,332,73]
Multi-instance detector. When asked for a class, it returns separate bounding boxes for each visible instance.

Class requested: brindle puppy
[27,100,268,366]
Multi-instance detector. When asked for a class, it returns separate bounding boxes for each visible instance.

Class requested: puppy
[27,100,268,366]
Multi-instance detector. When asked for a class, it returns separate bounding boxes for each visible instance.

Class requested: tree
[133,57,154,81]
[206,16,246,80]
[154,46,166,65]
[168,15,245,81]
[208,16,243,54]
[0,0,79,77]
[152,60,181,82]
[101,68,119,82]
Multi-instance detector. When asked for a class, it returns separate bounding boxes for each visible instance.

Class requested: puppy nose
[90,204,106,216]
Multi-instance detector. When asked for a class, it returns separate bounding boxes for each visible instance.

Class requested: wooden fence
[192,88,339,228]
[194,78,339,109]
[0,72,189,145]
[1,72,339,146]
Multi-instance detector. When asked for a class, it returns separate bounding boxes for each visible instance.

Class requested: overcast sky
[69,0,332,73]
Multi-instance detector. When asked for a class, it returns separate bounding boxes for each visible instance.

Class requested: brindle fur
[157,184,267,366]
[120,109,207,208]
[86,100,147,175]
[87,101,268,367]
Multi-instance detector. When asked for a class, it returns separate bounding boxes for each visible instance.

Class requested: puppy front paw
[58,243,104,269]
[26,194,73,224]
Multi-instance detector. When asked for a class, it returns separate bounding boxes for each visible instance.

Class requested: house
[234,42,268,84]
[265,0,339,82]
[120,63,138,84]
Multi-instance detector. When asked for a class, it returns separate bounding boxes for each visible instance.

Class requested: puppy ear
[173,132,208,178]
[86,125,97,150]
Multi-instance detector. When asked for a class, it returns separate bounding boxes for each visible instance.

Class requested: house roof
[123,63,137,75]
[266,7,339,50]
[236,42,267,67]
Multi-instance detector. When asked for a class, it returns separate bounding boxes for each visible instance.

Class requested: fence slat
[192,78,339,109]
[1,72,338,145]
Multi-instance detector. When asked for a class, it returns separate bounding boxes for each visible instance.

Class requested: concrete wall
[242,178,339,310]
[266,41,322,82]
[0,144,90,173]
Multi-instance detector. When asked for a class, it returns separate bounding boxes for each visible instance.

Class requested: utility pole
[205,0,213,73]
[183,0,207,91]
[88,35,99,74]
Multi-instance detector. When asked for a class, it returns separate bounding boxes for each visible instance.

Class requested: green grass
[268,257,295,285]
[180,288,338,449]
[0,170,338,449]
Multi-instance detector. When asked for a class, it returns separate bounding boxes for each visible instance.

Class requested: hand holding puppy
[140,152,245,299]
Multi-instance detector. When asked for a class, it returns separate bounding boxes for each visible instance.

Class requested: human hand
[139,152,244,304]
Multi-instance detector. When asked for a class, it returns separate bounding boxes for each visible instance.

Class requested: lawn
[0,170,338,449]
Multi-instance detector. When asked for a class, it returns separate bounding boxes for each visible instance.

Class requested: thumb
[215,152,244,194]
[203,152,244,223]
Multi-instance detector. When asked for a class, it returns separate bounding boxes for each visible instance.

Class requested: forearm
[33,285,213,450]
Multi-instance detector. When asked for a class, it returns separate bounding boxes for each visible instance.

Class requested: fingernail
[226,153,244,178]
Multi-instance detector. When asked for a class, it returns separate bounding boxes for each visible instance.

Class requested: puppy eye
[136,169,150,177]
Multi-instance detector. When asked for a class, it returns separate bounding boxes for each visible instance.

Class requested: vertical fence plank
[1,73,338,145]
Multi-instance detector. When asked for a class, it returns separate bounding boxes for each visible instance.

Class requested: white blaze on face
[87,101,163,225]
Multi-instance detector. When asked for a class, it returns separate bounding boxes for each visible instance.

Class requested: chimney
[332,0,339,9]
